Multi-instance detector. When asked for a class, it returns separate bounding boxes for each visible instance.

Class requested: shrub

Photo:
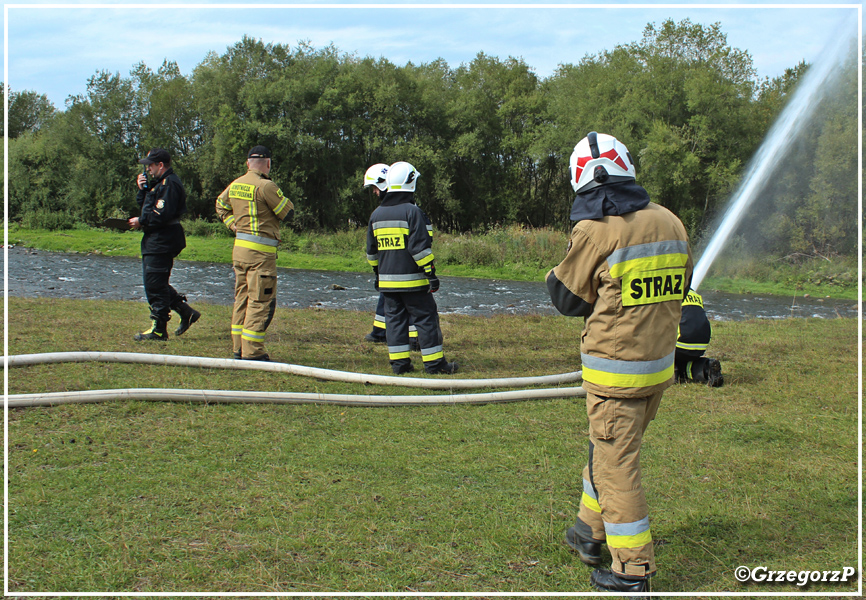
[19,210,76,231]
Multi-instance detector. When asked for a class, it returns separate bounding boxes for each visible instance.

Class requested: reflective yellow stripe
[235,239,277,254]
[389,350,411,360]
[378,280,429,289]
[609,253,689,278]
[223,215,236,227]
[581,492,601,513]
[231,325,242,335]
[676,341,708,351]
[582,363,674,388]
[606,530,652,549]
[242,329,266,342]
[416,253,435,267]
[421,350,444,362]
[375,227,409,236]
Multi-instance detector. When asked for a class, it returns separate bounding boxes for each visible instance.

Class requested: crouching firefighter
[546,132,694,594]
[675,289,723,387]
[129,148,200,341]
[365,161,458,375]
[216,145,295,361]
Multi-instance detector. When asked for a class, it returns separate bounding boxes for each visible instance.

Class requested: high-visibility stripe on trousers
[232,257,277,359]
[575,390,664,578]
[382,290,448,373]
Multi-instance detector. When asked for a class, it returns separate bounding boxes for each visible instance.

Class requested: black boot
[425,360,459,375]
[134,318,169,341]
[392,362,415,375]
[365,331,387,343]
[173,296,201,336]
[705,358,724,387]
[590,569,651,594]
[564,521,603,566]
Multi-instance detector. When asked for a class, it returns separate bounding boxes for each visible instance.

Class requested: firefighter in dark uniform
[365,161,458,375]
[362,163,419,349]
[216,145,295,361]
[129,148,200,341]
[675,289,723,386]
[547,133,693,594]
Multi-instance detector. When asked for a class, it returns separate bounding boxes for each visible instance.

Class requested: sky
[2,1,861,110]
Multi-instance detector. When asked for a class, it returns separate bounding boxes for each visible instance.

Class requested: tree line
[4,18,859,257]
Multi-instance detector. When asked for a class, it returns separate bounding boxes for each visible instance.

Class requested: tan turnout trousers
[232,257,277,359]
[577,390,663,578]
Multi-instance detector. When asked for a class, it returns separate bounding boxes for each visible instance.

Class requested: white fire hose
[6,352,585,408]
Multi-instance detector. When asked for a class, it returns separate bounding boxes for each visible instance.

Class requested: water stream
[4,247,856,321]
[692,15,858,289]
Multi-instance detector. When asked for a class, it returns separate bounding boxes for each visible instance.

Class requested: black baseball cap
[139,148,171,165]
[248,145,272,159]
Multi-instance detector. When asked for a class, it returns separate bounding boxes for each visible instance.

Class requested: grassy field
[6,223,860,299]
[5,297,860,594]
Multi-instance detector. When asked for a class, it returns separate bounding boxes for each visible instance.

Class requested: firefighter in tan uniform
[216,145,295,361]
[547,133,693,594]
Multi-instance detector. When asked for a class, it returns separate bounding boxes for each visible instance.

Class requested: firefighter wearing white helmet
[547,132,693,594]
[362,163,419,347]
[365,161,457,375]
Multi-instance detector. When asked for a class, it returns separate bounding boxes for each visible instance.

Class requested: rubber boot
[706,358,724,387]
[134,318,169,341]
[590,569,651,596]
[173,297,201,336]
[565,522,603,566]
[365,331,387,343]
[425,361,459,375]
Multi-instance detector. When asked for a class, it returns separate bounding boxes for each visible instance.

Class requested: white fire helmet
[569,132,636,193]
[387,161,420,192]
[363,163,390,191]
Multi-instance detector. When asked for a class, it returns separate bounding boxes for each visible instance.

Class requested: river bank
[6,224,859,300]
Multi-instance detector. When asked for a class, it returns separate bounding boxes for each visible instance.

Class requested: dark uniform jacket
[366,192,435,291]
[676,289,711,358]
[136,168,187,256]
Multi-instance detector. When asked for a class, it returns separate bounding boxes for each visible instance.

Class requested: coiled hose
[7,352,585,408]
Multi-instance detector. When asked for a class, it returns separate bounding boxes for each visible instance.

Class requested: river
[3,246,858,321]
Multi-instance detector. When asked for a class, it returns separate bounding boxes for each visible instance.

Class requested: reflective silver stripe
[413,248,433,262]
[580,350,675,375]
[582,478,598,500]
[421,345,443,357]
[388,344,411,353]
[604,516,650,537]
[236,232,278,247]
[607,240,689,268]
[367,253,379,262]
[373,220,410,231]
[379,273,429,283]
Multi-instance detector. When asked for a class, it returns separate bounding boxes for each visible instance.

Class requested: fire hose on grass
[6,352,585,408]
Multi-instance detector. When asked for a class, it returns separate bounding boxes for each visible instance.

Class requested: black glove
[428,274,440,293]
[373,266,379,291]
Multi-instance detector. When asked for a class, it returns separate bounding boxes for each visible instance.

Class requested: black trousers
[383,290,446,373]
[142,253,182,321]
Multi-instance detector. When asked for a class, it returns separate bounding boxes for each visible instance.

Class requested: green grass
[6,297,859,593]
[7,223,859,298]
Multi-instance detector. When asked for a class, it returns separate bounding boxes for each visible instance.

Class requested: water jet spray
[691,15,858,291]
